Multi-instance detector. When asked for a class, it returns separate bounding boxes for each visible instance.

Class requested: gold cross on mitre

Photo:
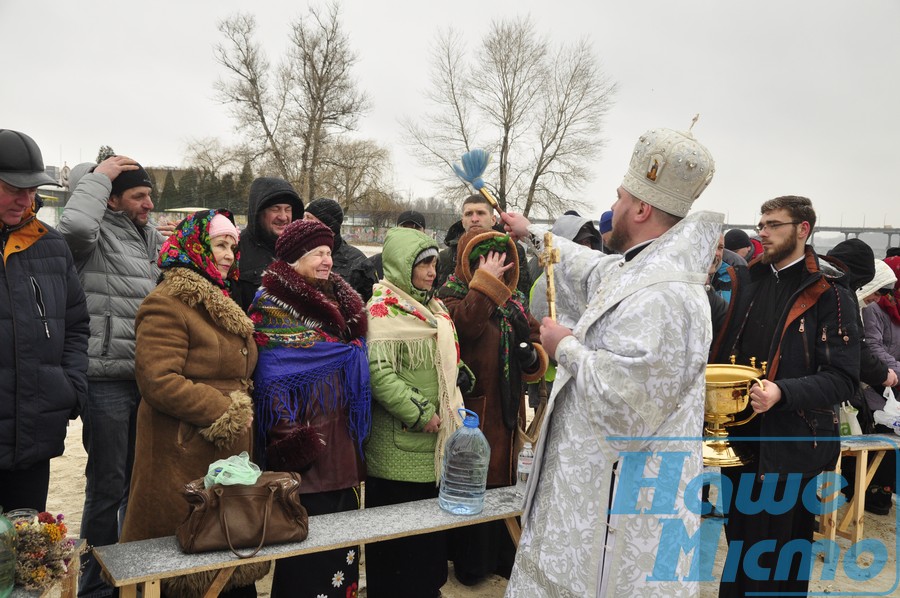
[538,231,561,321]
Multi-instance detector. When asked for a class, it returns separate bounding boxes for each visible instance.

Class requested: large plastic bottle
[439,409,491,515]
[0,508,15,598]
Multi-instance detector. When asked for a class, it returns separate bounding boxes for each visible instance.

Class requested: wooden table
[94,486,523,598]
[817,434,898,554]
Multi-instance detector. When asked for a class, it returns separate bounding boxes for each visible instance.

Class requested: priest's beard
[761,229,799,265]
[606,225,631,254]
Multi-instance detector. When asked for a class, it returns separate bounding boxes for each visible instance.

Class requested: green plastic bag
[203,451,262,488]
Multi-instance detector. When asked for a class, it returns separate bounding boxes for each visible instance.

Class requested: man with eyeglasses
[0,129,89,515]
[712,195,860,596]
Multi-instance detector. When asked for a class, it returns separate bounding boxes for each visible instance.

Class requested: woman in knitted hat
[363,227,471,597]
[436,229,548,585]
[249,218,370,598]
[123,209,266,597]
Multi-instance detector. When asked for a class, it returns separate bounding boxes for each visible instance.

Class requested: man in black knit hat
[304,197,367,282]
[57,153,169,598]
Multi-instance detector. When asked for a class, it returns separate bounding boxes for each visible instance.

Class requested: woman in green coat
[364,227,470,598]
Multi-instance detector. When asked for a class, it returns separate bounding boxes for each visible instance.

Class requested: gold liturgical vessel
[703,356,766,467]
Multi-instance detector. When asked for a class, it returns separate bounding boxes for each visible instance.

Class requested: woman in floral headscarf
[122,209,264,597]
[436,228,548,586]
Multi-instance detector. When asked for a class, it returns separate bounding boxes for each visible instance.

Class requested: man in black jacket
[304,197,367,282]
[0,129,89,512]
[236,177,304,311]
[713,196,859,597]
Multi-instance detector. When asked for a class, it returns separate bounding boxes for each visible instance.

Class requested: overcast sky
[3,0,899,229]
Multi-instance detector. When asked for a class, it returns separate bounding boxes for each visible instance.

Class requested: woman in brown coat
[122,210,264,597]
[436,228,548,585]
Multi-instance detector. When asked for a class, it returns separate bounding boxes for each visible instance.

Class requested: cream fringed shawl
[367,280,465,479]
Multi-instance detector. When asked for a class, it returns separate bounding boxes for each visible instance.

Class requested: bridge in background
[725,224,899,250]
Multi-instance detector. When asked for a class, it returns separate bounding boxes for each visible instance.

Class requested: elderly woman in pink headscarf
[123,209,264,597]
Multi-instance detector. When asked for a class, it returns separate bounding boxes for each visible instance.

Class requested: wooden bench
[93,486,523,598]
[817,434,898,553]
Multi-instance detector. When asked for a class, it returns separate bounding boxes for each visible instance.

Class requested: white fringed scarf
[367,280,465,479]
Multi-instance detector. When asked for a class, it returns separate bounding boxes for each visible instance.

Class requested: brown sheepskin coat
[121,267,266,595]
[439,230,548,487]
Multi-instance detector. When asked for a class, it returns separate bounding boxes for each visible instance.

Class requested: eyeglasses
[755,221,802,234]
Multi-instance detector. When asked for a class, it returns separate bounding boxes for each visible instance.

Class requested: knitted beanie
[414,247,439,267]
[724,228,752,252]
[209,213,240,243]
[275,219,334,263]
[110,163,152,196]
[598,210,613,234]
[305,198,344,235]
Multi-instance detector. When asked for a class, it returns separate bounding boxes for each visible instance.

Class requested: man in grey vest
[58,155,169,598]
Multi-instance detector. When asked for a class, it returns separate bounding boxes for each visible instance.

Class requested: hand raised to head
[477,251,513,279]
[93,155,140,182]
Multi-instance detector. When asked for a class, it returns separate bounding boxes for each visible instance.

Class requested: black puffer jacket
[235,178,303,311]
[714,247,860,478]
[331,235,367,284]
[1,213,90,469]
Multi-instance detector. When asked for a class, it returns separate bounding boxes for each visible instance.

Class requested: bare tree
[182,137,242,177]
[214,3,369,202]
[214,14,292,179]
[402,30,477,201]
[317,139,392,215]
[404,17,616,217]
[286,2,370,202]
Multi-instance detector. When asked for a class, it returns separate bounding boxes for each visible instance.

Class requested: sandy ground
[47,418,899,597]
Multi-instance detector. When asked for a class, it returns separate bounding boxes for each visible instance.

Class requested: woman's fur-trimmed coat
[122,268,258,541]
[439,230,548,487]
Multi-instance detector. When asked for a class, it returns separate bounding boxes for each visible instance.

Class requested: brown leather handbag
[176,471,309,558]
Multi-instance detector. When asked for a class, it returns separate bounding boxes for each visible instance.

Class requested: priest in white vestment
[503,126,724,597]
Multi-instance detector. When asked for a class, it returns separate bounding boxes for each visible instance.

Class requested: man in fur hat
[304,197,367,282]
[503,126,722,597]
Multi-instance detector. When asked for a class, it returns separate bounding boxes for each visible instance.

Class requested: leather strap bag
[176,471,309,558]
[516,379,549,459]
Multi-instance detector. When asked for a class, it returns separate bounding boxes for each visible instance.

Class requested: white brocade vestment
[506,211,723,598]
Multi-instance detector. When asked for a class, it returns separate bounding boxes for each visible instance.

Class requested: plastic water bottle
[516,442,535,495]
[0,508,15,598]
[439,409,491,515]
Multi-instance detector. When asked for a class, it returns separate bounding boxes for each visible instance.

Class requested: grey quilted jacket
[57,164,164,380]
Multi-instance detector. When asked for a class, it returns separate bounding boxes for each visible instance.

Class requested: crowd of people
[2,125,899,598]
